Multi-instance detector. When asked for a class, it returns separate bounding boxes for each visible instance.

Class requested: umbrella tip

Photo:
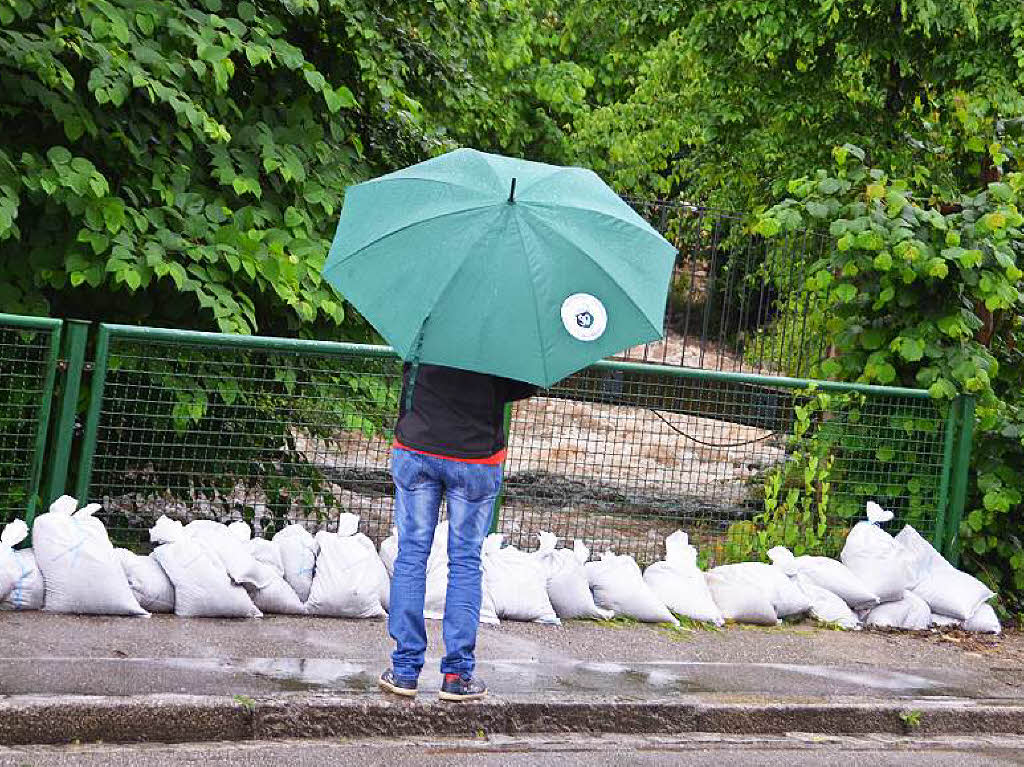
[508,177,516,204]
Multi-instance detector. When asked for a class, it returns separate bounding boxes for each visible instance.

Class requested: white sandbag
[379,528,398,577]
[305,513,388,618]
[245,564,307,615]
[794,573,860,629]
[705,569,778,625]
[249,538,285,577]
[896,525,995,620]
[643,531,724,625]
[862,591,931,630]
[0,548,45,611]
[712,561,811,618]
[0,519,29,601]
[115,548,175,613]
[184,520,271,589]
[895,524,943,588]
[768,546,878,610]
[840,502,913,603]
[585,552,677,625]
[272,524,318,602]
[482,534,559,624]
[930,613,961,628]
[200,523,304,614]
[34,496,147,616]
[964,603,1001,634]
[532,533,612,621]
[150,516,261,618]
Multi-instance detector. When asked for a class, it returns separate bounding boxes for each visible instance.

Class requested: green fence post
[930,400,960,551]
[489,402,515,534]
[41,319,90,506]
[74,324,111,502]
[24,321,62,527]
[944,394,976,566]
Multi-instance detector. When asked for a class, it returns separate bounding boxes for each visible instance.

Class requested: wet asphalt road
[3,734,1024,766]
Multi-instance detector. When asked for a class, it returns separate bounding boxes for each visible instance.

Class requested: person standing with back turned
[379,362,537,702]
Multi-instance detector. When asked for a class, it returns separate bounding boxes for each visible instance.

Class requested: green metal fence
[0,313,61,526]
[66,322,972,565]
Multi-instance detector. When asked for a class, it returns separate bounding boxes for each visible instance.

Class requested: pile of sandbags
[759,502,1001,634]
[5,496,1002,636]
[12,497,401,620]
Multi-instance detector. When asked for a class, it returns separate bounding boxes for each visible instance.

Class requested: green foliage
[570,0,1024,210]
[0,0,376,333]
[232,694,256,713]
[743,294,831,378]
[724,391,838,561]
[900,709,923,730]
[0,324,54,525]
[723,387,947,562]
[759,148,1024,608]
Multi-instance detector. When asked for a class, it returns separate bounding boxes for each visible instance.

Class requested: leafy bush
[758,146,1024,609]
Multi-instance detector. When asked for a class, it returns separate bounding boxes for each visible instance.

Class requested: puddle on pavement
[154,657,973,698]
[0,657,989,699]
[759,663,956,696]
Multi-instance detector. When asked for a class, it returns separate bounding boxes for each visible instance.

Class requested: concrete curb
[1,694,1022,746]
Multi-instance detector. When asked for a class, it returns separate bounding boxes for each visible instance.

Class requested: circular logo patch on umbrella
[560,293,607,342]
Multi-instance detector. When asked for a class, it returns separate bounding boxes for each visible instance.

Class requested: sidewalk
[1,613,1022,745]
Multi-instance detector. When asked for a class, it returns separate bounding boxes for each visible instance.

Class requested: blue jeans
[388,449,502,682]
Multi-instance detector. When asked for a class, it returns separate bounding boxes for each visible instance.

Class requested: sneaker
[378,670,418,697]
[439,672,488,702]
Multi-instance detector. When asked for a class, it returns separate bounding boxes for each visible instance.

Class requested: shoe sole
[378,678,418,698]
[438,689,488,702]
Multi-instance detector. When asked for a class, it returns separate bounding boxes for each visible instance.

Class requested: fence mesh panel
[622,202,833,378]
[82,327,951,566]
[499,367,948,565]
[0,315,59,525]
[83,332,402,548]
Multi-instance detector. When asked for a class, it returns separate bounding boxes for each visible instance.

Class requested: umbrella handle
[403,317,429,413]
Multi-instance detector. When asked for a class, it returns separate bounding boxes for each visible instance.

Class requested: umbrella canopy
[323,148,676,387]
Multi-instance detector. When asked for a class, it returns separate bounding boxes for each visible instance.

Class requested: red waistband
[392,439,506,465]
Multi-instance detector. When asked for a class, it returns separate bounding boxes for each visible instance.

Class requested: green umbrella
[323,148,676,387]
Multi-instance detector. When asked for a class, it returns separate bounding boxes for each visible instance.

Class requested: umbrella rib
[323,204,497,274]
[509,210,551,386]
[520,210,666,339]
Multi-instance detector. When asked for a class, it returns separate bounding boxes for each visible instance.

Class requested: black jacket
[394,363,538,459]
